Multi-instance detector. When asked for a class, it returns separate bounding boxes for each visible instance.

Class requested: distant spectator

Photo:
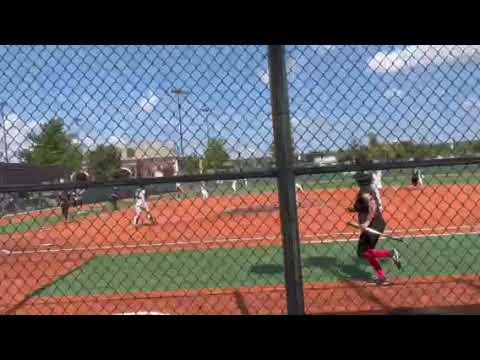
[111,187,120,211]
[58,191,71,222]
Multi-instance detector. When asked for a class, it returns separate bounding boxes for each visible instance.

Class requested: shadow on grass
[304,256,373,282]
[303,256,393,311]
[250,264,284,275]
[250,256,373,282]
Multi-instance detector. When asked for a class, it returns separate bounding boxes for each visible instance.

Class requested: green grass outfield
[201,172,480,197]
[36,233,480,298]
[0,200,135,235]
[0,208,103,235]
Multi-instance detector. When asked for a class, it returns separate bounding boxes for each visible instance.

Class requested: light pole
[0,102,8,163]
[200,106,211,142]
[171,89,189,158]
[72,117,87,151]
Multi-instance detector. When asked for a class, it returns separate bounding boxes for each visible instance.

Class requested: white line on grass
[303,224,477,239]
[307,231,479,244]
[1,227,478,256]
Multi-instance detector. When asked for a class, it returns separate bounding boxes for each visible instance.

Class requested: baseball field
[1,172,479,314]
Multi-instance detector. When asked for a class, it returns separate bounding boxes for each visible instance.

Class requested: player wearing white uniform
[295,182,304,204]
[200,181,209,199]
[412,168,424,187]
[133,186,155,227]
[295,182,304,193]
[418,169,424,186]
[176,183,185,193]
[371,170,383,212]
[232,180,237,193]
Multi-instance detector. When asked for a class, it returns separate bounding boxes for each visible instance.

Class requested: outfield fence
[0,45,480,315]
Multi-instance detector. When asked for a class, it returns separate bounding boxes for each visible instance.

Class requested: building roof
[120,142,177,160]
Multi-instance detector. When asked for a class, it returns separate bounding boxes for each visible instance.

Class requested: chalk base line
[0,224,477,256]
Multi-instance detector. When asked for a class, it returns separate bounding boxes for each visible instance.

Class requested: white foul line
[0,225,478,256]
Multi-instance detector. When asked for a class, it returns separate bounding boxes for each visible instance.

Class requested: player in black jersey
[411,168,423,187]
[58,190,72,222]
[350,173,402,285]
[110,187,120,211]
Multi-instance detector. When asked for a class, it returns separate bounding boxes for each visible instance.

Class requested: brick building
[119,143,179,178]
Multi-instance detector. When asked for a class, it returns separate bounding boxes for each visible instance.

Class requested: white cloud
[138,93,160,113]
[291,116,300,127]
[106,135,122,145]
[259,57,298,86]
[0,113,39,162]
[384,88,404,98]
[260,70,270,85]
[73,136,96,151]
[84,137,95,147]
[368,45,480,74]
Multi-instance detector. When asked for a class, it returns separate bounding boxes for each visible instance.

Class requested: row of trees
[335,134,480,164]
[21,118,477,178]
[183,138,230,174]
[18,118,126,181]
[18,117,232,179]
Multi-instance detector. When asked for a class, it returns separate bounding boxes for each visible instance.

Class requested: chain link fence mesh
[0,45,479,314]
[288,45,480,314]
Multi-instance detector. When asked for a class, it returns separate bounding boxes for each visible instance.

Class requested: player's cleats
[392,248,402,270]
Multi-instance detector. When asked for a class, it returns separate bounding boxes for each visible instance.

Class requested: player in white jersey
[411,168,424,187]
[371,170,384,213]
[200,181,209,199]
[133,186,155,227]
[295,182,304,193]
[295,182,304,204]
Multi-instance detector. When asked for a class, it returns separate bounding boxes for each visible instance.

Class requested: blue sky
[0,45,479,162]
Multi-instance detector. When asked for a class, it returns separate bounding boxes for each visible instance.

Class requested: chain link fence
[0,45,479,314]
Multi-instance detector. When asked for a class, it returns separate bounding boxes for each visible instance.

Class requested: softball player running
[133,186,156,227]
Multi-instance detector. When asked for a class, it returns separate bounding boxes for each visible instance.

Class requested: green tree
[126,148,135,158]
[472,140,480,153]
[204,139,230,171]
[19,117,83,172]
[347,138,368,165]
[87,145,122,181]
[390,141,415,160]
[183,155,201,175]
[368,133,380,148]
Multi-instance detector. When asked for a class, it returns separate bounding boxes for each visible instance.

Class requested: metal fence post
[267,45,305,315]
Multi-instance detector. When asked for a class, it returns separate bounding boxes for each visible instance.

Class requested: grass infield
[36,234,480,297]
